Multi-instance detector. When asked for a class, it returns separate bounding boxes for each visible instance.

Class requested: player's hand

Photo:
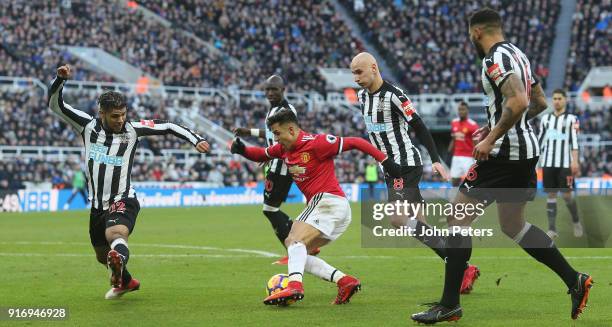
[472,126,490,144]
[57,65,71,80]
[232,127,251,137]
[230,137,246,155]
[432,162,450,181]
[381,157,402,178]
[473,138,494,161]
[571,162,580,176]
[195,140,210,153]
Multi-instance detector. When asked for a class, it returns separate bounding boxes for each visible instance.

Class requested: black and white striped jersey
[265,99,297,175]
[48,77,205,210]
[358,80,422,166]
[538,112,579,168]
[481,41,540,160]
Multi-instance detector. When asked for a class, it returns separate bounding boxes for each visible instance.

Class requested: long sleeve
[132,119,204,146]
[341,137,387,162]
[48,77,94,133]
[242,145,275,162]
[408,115,441,163]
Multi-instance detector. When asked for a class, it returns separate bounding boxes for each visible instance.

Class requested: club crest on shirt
[301,152,311,163]
[377,99,385,112]
[119,133,130,143]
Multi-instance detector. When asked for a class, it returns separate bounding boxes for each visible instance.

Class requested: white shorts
[450,156,475,179]
[295,193,351,241]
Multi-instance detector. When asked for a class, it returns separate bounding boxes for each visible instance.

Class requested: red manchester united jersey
[451,118,479,157]
[266,131,345,202]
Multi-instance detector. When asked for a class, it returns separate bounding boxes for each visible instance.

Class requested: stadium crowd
[564,0,611,91]
[343,0,560,94]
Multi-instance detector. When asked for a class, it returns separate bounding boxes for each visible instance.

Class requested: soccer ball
[266,273,289,296]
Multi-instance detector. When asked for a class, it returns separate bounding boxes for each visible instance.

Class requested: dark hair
[469,8,502,29]
[459,101,469,108]
[98,90,127,111]
[266,108,298,128]
[552,89,567,97]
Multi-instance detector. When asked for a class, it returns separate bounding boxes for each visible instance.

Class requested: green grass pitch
[1,201,611,326]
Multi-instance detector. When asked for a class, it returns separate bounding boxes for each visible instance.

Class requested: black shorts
[543,167,575,192]
[385,165,423,203]
[89,198,140,247]
[264,171,293,208]
[459,157,538,203]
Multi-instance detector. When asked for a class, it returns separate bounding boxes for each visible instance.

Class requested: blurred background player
[233,75,318,264]
[63,162,88,210]
[49,65,210,300]
[231,109,402,305]
[538,89,583,238]
[350,52,480,294]
[364,160,379,200]
[411,9,592,324]
[448,102,479,186]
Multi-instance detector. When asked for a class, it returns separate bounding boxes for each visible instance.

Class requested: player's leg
[411,191,478,323]
[497,200,592,318]
[386,166,447,260]
[450,156,464,187]
[79,188,88,203]
[560,169,582,237]
[543,167,559,237]
[263,172,293,246]
[263,220,319,305]
[90,208,109,265]
[103,199,140,299]
[64,188,78,209]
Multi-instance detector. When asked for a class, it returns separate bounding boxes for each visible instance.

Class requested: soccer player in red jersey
[231,109,401,306]
[448,102,479,186]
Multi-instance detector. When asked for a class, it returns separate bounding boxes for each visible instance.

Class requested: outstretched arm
[132,120,209,153]
[230,137,279,162]
[342,137,402,177]
[48,65,94,133]
[233,127,266,138]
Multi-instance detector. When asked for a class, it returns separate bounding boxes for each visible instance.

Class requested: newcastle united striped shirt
[48,77,205,210]
[481,41,540,160]
[538,112,579,168]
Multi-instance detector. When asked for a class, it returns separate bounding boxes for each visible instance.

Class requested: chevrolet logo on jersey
[364,116,387,133]
[288,165,306,179]
[89,144,124,166]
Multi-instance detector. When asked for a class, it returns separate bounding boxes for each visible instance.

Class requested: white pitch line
[2,242,611,260]
[0,253,254,259]
[0,241,281,258]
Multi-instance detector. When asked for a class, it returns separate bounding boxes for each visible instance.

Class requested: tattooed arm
[473,74,529,160]
[525,83,548,120]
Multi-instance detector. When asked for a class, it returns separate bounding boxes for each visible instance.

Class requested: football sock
[287,242,307,283]
[439,228,472,308]
[564,198,580,223]
[546,198,557,231]
[407,219,447,260]
[110,238,129,264]
[263,208,293,245]
[514,223,578,288]
[304,255,345,283]
[110,238,132,286]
